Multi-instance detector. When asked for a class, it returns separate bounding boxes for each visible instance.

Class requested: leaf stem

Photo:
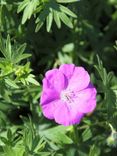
[72,125,79,146]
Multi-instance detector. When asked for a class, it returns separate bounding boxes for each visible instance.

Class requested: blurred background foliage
[0,0,117,155]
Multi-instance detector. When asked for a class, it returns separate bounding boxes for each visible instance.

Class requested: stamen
[60,90,75,103]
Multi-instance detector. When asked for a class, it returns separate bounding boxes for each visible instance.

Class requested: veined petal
[73,85,97,113]
[59,64,75,80]
[41,78,59,105]
[40,88,59,105]
[67,67,90,91]
[41,100,58,119]
[54,100,84,126]
[45,69,68,92]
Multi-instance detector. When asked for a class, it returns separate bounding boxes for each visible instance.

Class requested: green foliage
[94,55,117,119]
[40,125,73,144]
[0,35,39,89]
[17,0,77,32]
[0,35,40,128]
[89,145,100,156]
[0,119,62,156]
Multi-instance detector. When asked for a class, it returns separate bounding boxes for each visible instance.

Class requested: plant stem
[72,125,79,146]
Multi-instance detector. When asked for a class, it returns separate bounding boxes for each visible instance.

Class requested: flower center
[60,90,75,103]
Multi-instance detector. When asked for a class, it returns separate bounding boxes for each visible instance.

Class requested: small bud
[107,124,117,147]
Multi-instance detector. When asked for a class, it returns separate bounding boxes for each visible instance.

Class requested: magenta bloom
[40,64,97,126]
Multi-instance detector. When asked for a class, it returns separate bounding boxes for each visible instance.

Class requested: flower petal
[54,100,84,126]
[45,69,68,92]
[40,78,59,105]
[41,100,58,119]
[73,84,97,113]
[40,89,59,105]
[59,64,75,80]
[67,67,90,91]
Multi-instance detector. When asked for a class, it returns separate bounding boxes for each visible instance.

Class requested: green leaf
[16,43,27,55]
[6,35,12,60]
[95,55,108,86]
[82,127,92,142]
[60,5,77,18]
[89,145,100,156]
[22,2,33,24]
[0,36,8,59]
[40,126,73,144]
[37,152,51,156]
[3,146,24,156]
[35,8,49,32]
[35,20,44,32]
[26,74,40,86]
[34,5,42,14]
[11,43,31,63]
[46,11,53,32]
[22,0,38,24]
[13,54,31,64]
[59,12,73,28]
[31,135,40,151]
[1,137,8,144]
[62,43,74,52]
[57,0,78,3]
[105,89,116,117]
[7,129,12,141]
[0,110,7,126]
[0,102,14,111]
[17,0,29,13]
[53,10,61,28]
[5,79,19,89]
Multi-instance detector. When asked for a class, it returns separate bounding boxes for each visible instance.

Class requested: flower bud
[107,124,117,147]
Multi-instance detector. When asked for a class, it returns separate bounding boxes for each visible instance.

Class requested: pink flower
[40,64,97,126]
